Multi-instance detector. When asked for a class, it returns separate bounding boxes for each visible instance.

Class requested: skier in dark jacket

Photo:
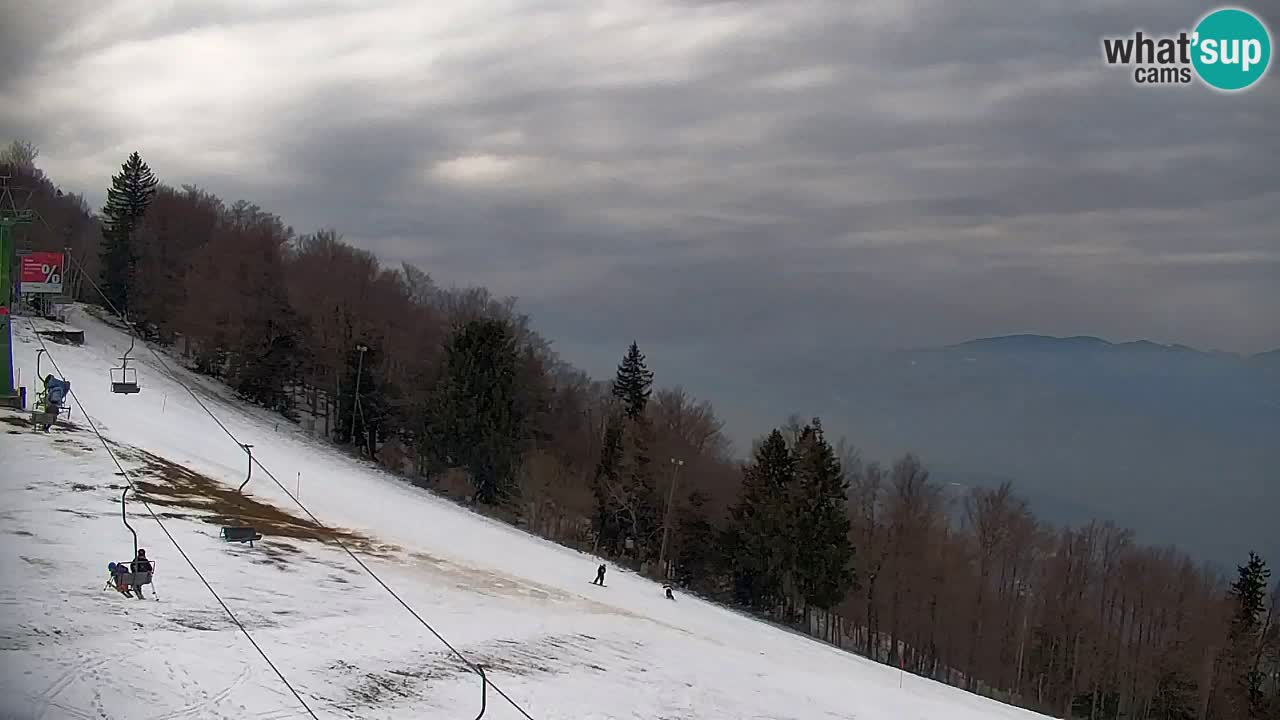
[592,564,606,586]
[129,549,153,599]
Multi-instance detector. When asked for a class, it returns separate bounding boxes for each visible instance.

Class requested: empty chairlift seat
[220,526,263,546]
[110,362,139,394]
[110,337,141,394]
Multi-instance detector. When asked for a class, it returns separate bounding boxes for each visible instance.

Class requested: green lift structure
[1,184,35,409]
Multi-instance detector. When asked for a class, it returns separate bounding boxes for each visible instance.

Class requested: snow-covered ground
[0,307,1055,720]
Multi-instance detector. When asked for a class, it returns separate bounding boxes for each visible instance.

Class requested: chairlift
[106,485,156,599]
[472,665,488,720]
[110,335,140,394]
[220,443,263,547]
[30,349,71,431]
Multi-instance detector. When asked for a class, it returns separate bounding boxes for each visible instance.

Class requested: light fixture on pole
[351,344,368,449]
[658,457,684,578]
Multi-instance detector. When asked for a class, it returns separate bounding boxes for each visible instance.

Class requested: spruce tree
[100,151,158,313]
[726,429,796,610]
[1234,554,1271,718]
[617,415,658,558]
[431,318,527,504]
[673,490,717,591]
[1212,553,1272,719]
[612,341,654,421]
[790,418,855,610]
[593,341,658,559]
[592,415,626,552]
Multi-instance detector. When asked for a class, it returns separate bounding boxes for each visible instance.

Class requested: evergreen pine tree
[673,490,717,591]
[612,341,654,421]
[592,415,626,552]
[430,318,528,504]
[1212,552,1272,720]
[100,151,158,313]
[726,429,796,610]
[617,415,658,559]
[592,341,659,559]
[790,418,856,610]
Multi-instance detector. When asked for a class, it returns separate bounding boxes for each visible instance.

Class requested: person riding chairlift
[43,374,69,411]
[108,562,132,597]
[129,549,153,599]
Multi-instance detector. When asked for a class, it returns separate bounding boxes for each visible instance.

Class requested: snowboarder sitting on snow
[108,562,132,597]
[129,549,153,599]
[664,584,674,600]
[592,563,606,586]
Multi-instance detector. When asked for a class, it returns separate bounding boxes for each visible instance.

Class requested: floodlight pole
[658,457,684,578]
[350,344,368,449]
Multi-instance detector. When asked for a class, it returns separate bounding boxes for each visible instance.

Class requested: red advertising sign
[20,252,65,294]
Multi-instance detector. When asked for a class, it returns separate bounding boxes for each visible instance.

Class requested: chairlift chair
[31,349,72,431]
[110,336,140,394]
[108,486,156,598]
[220,443,263,547]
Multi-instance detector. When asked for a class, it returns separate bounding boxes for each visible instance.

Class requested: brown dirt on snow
[119,446,396,557]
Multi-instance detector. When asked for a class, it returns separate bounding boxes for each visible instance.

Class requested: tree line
[4,142,1276,719]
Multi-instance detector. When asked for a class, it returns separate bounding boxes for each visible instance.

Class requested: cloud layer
[5,0,1278,407]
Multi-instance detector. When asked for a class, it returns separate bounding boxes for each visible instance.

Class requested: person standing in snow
[592,563,606,586]
[664,584,675,600]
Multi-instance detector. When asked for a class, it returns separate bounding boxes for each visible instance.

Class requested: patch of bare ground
[0,411,82,433]
[113,445,396,557]
[328,632,613,712]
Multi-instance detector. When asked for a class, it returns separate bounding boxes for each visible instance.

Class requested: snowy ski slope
[0,307,1056,719]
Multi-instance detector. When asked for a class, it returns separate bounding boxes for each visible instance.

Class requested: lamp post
[351,344,368,450]
[658,457,684,579]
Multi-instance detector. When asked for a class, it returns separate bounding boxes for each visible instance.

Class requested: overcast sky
[4,0,1278,398]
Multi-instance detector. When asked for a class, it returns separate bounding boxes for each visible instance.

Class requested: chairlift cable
[21,321,321,720]
[64,252,537,720]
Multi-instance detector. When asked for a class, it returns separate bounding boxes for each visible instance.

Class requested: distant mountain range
[745,334,1279,569]
[955,333,1279,362]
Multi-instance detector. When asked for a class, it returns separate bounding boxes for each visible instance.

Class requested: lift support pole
[0,186,35,410]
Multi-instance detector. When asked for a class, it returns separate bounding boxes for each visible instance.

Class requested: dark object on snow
[592,564,606,585]
[220,526,263,546]
[664,585,675,600]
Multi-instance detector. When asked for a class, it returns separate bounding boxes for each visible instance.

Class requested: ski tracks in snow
[29,653,108,720]
[146,663,252,720]
[24,652,260,720]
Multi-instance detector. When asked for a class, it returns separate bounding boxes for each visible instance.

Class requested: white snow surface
[0,307,1055,720]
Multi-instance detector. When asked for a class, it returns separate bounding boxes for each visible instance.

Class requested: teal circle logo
[1192,8,1271,90]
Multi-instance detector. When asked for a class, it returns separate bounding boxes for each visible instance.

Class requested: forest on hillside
[3,141,1277,720]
